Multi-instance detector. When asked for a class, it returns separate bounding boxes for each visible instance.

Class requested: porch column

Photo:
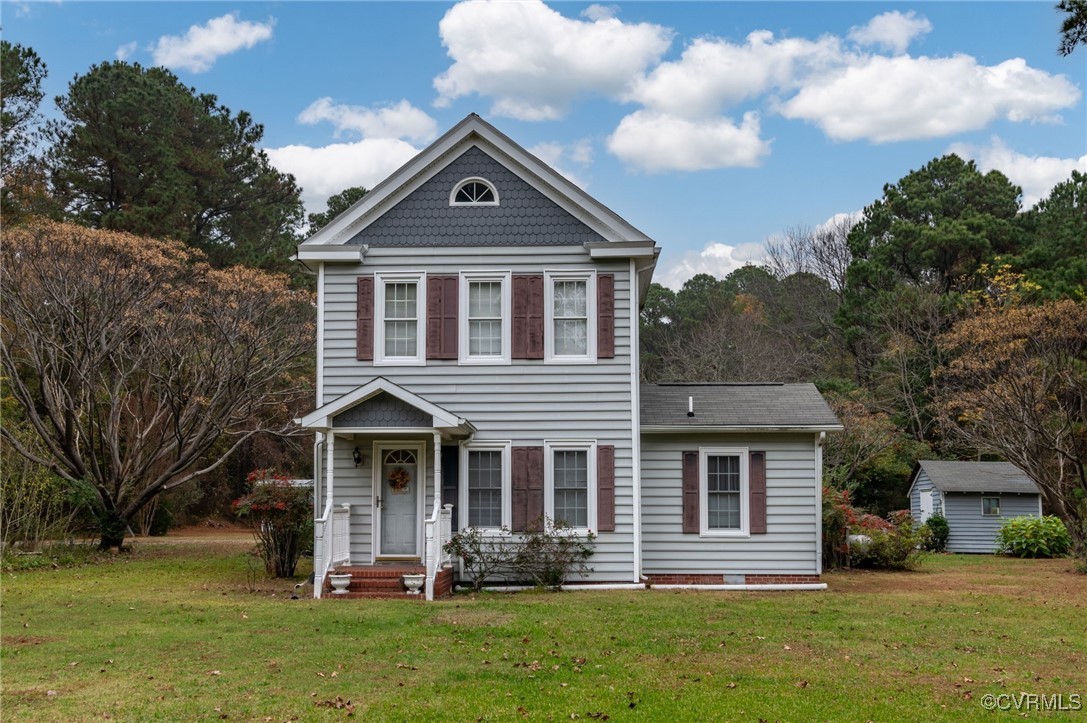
[433,432,442,511]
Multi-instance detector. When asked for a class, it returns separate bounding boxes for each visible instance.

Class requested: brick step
[326,591,427,600]
[334,565,425,577]
[347,579,407,591]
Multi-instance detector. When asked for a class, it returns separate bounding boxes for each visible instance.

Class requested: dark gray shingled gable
[640,383,841,428]
[332,392,432,428]
[917,461,1040,495]
[347,145,606,246]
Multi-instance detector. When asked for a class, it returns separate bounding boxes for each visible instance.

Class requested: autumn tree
[47,61,303,273]
[935,298,1087,554]
[0,220,315,548]
[307,185,369,233]
[1,41,55,223]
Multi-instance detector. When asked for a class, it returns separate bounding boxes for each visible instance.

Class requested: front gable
[347,146,604,247]
[332,392,431,428]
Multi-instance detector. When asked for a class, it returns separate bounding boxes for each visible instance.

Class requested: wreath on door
[388,467,411,494]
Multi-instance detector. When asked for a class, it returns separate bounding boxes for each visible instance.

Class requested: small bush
[850,510,927,570]
[516,517,596,589]
[233,470,311,577]
[443,526,519,592]
[921,513,950,552]
[996,516,1071,558]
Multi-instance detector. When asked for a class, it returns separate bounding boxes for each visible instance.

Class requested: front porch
[297,378,474,600]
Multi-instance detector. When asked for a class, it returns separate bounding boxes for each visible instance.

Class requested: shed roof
[640,383,841,430]
[916,461,1040,494]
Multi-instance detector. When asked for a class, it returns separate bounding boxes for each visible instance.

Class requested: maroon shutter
[682,451,699,534]
[596,445,615,532]
[427,275,458,360]
[750,451,767,534]
[512,446,544,532]
[597,274,615,359]
[356,276,374,361]
[512,274,544,359]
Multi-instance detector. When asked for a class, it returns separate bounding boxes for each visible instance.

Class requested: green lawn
[2,539,1085,721]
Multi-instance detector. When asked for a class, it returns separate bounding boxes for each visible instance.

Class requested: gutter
[641,425,844,434]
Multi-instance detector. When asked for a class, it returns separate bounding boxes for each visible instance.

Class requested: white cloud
[607,110,770,172]
[627,31,844,118]
[659,242,767,290]
[848,11,931,54]
[152,13,274,73]
[780,55,1081,142]
[116,42,138,61]
[265,139,420,214]
[528,139,593,188]
[298,99,437,143]
[947,137,1087,207]
[434,0,672,120]
[581,4,618,21]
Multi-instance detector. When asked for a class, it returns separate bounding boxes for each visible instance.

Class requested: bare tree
[1,220,314,548]
[764,214,856,296]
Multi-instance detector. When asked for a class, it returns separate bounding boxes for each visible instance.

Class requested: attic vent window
[451,177,498,206]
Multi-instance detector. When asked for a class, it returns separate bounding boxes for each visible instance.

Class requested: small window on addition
[451,177,498,206]
[982,496,1001,516]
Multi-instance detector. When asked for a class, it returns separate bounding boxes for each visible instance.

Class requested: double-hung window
[460,272,511,364]
[982,496,1001,516]
[545,271,596,363]
[375,273,425,365]
[700,447,749,537]
[460,442,511,530]
[544,441,596,531]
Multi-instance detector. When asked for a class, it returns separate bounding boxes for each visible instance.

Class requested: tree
[764,216,855,297]
[1058,0,1087,55]
[935,299,1087,554]
[1,41,55,223]
[0,220,315,548]
[307,185,369,233]
[1014,170,1087,298]
[47,61,303,274]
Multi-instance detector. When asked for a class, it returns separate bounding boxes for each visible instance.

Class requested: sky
[5,1,1085,289]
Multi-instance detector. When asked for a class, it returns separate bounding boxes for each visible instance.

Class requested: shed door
[919,490,933,522]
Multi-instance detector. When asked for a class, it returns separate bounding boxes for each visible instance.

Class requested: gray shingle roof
[917,461,1040,494]
[640,383,841,429]
[347,146,604,247]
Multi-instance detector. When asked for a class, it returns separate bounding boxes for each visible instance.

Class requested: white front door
[376,445,423,558]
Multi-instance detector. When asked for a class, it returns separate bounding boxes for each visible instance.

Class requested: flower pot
[328,573,352,595]
[402,573,425,595]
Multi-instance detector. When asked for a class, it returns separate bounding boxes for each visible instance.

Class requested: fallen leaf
[208,670,221,676]
[796,680,809,688]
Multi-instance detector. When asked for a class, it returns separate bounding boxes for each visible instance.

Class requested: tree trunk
[97,510,128,550]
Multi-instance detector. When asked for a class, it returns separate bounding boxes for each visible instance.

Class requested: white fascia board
[294,245,367,263]
[584,241,658,259]
[640,424,845,434]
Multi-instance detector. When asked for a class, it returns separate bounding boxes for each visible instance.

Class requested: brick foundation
[645,573,821,586]
[433,567,454,598]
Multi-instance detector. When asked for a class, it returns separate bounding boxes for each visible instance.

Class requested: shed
[907,461,1043,553]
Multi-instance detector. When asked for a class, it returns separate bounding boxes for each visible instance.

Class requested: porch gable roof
[295,378,474,433]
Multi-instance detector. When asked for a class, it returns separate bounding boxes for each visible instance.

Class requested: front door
[377,446,422,557]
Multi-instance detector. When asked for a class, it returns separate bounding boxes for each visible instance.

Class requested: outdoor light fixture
[352,447,363,467]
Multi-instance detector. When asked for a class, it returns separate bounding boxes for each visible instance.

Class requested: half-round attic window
[450,177,499,206]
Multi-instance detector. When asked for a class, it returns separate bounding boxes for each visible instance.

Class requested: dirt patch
[133,525,253,546]
[427,608,517,628]
[1,635,59,647]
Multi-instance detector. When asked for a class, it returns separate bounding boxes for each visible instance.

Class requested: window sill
[373,358,426,367]
[544,357,597,365]
[699,531,751,539]
[458,357,511,366]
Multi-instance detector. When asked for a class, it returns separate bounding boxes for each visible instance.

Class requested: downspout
[629,258,643,584]
[816,431,825,576]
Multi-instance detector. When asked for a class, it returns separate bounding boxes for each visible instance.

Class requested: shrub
[822,486,851,570]
[850,510,927,570]
[996,516,1072,558]
[233,470,311,577]
[443,526,519,592]
[921,513,950,552]
[515,517,596,589]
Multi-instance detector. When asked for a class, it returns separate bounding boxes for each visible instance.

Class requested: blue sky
[5,1,1085,288]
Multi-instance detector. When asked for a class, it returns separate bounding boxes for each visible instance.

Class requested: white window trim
[449,176,499,207]
[544,270,597,364]
[459,271,512,365]
[544,440,597,533]
[374,271,426,366]
[700,447,750,538]
[982,496,1001,516]
[459,440,512,533]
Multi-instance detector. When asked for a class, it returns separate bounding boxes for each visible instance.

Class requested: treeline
[641,156,1087,554]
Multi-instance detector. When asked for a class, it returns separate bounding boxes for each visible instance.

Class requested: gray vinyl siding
[322,246,635,581]
[944,492,1042,554]
[909,470,943,520]
[640,433,820,575]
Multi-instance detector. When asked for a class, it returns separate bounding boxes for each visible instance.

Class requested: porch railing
[424,503,454,600]
[313,502,351,599]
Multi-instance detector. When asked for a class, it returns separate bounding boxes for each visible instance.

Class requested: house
[908,461,1043,553]
[294,114,842,599]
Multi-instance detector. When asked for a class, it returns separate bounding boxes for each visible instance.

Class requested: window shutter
[512,446,544,532]
[597,274,615,359]
[512,274,544,359]
[356,276,374,361]
[596,445,615,532]
[750,451,767,534]
[682,451,699,534]
[426,275,458,360]
[441,445,459,531]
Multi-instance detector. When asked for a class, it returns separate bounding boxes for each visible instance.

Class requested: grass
[2,537,1085,721]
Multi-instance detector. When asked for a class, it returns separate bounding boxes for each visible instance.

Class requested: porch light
[352,447,363,467]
